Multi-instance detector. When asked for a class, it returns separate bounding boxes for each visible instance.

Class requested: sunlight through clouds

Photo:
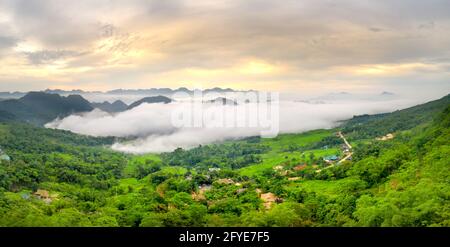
[0,0,449,94]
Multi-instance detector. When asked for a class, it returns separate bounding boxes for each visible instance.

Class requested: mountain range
[91,100,128,113]
[0,92,180,124]
[0,87,250,99]
[0,92,93,125]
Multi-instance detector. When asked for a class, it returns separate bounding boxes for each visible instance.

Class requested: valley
[0,94,448,226]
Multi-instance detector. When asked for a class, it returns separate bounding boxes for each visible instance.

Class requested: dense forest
[0,95,448,226]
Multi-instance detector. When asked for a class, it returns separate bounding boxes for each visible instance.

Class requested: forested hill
[0,92,93,125]
[342,94,450,139]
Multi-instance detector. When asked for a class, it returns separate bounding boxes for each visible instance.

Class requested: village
[189,131,355,210]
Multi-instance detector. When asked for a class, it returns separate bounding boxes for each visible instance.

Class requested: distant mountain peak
[204,97,238,106]
[127,95,173,110]
[91,99,128,113]
[381,91,395,95]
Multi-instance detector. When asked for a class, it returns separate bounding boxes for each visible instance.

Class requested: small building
[376,133,395,141]
[0,147,10,161]
[323,155,339,162]
[33,189,54,204]
[280,170,289,176]
[236,188,247,194]
[20,192,31,200]
[0,154,10,161]
[260,192,282,209]
[216,178,234,185]
[34,189,50,199]
[273,165,284,171]
[293,164,307,171]
[192,184,211,201]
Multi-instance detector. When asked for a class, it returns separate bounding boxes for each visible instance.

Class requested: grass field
[239,129,341,176]
[284,177,367,198]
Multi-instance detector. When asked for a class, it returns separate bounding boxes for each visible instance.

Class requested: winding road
[337,131,352,164]
[337,131,352,149]
[316,131,352,172]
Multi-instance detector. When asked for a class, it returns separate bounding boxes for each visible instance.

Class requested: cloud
[24,50,86,65]
[46,95,419,153]
[0,34,18,57]
[0,0,450,94]
[0,36,17,49]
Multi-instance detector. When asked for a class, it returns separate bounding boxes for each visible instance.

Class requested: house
[33,189,54,203]
[273,165,284,171]
[376,133,395,141]
[0,147,10,161]
[260,192,277,209]
[323,155,338,162]
[20,192,31,200]
[34,189,50,199]
[198,184,212,191]
[192,184,212,201]
[216,178,234,185]
[0,154,10,161]
[260,192,283,209]
[236,188,247,194]
[280,170,289,176]
[293,164,307,171]
[255,188,262,195]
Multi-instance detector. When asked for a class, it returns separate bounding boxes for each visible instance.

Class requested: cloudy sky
[0,0,449,96]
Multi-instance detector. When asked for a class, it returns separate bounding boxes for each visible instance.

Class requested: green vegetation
[0,95,448,226]
[342,94,450,140]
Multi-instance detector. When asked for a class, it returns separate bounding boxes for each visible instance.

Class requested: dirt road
[316,131,352,172]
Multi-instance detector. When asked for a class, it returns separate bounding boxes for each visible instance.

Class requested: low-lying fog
[45,92,423,153]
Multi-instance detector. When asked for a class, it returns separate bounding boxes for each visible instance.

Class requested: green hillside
[0,95,448,226]
[342,94,450,139]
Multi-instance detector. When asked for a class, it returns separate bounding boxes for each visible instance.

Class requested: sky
[0,0,449,96]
